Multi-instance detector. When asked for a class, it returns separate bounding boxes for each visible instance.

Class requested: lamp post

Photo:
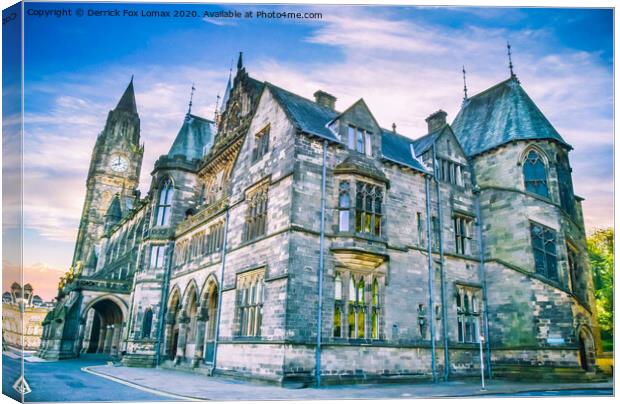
[479,332,486,391]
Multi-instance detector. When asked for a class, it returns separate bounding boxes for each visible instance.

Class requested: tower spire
[507,41,515,78]
[187,83,196,115]
[462,65,468,101]
[115,76,137,114]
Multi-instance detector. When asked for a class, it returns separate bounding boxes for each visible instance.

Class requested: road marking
[81,367,203,401]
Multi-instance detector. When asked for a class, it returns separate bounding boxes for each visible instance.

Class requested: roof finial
[507,41,515,78]
[237,51,243,71]
[214,93,221,119]
[462,65,468,101]
[130,74,134,83]
[187,83,196,115]
[392,123,397,133]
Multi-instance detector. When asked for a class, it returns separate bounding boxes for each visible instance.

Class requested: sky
[11,3,613,300]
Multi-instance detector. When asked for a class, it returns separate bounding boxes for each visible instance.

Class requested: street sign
[13,375,32,395]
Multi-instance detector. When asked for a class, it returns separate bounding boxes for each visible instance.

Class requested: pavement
[87,363,614,400]
[1,352,613,402]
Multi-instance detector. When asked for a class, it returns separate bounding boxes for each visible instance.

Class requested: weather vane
[462,65,468,100]
[187,83,196,115]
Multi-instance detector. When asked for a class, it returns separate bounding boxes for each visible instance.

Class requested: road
[2,354,173,402]
[489,388,613,397]
[1,353,613,402]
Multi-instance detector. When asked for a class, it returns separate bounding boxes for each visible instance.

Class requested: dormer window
[347,125,371,156]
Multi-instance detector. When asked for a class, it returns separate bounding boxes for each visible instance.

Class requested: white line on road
[81,367,203,401]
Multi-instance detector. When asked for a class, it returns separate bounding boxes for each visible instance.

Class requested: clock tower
[72,77,144,268]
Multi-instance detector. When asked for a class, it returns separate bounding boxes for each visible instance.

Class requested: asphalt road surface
[2,354,172,402]
[489,388,613,397]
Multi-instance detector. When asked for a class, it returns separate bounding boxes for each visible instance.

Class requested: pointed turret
[451,78,569,157]
[168,114,215,161]
[237,51,243,71]
[115,76,138,114]
[104,194,123,232]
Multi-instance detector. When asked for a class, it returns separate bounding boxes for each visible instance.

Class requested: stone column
[103,325,114,354]
[80,309,95,354]
[192,308,208,367]
[163,313,176,358]
[174,311,190,364]
[110,324,122,356]
[97,325,107,353]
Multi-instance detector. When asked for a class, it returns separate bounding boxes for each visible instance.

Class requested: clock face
[110,155,129,173]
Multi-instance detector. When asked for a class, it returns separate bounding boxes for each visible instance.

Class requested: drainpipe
[211,206,230,373]
[431,145,450,381]
[424,174,438,382]
[155,240,174,367]
[315,139,328,388]
[470,162,492,379]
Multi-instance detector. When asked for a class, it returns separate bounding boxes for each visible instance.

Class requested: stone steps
[493,364,609,383]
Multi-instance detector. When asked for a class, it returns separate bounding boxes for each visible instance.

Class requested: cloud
[23,65,227,243]
[202,17,238,26]
[253,9,612,229]
[3,260,64,301]
[22,6,612,274]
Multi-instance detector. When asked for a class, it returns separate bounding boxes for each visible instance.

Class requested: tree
[587,228,614,351]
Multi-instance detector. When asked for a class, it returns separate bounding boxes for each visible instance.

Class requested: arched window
[523,149,549,197]
[142,308,153,338]
[156,178,174,226]
[338,182,351,232]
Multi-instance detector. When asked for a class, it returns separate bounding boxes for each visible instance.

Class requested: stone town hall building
[39,53,600,384]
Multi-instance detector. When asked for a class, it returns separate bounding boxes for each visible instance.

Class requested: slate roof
[115,77,137,114]
[168,114,215,160]
[451,77,570,157]
[265,82,429,173]
[411,129,443,157]
[381,129,432,174]
[266,83,340,142]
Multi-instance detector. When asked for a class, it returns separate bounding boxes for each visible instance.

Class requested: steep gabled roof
[168,114,215,160]
[115,77,138,114]
[451,77,569,157]
[411,129,442,157]
[381,129,431,174]
[266,83,340,142]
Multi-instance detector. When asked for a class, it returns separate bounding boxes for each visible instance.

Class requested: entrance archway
[578,327,595,371]
[82,298,124,356]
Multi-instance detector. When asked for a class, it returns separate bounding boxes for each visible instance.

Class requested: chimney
[425,110,447,133]
[314,90,337,110]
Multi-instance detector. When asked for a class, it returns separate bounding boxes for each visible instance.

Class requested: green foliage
[587,228,614,350]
